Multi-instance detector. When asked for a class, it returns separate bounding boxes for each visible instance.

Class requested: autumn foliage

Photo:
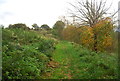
[93,17,115,52]
[62,25,77,42]
[62,17,115,52]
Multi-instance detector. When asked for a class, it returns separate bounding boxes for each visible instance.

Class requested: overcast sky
[0,0,119,28]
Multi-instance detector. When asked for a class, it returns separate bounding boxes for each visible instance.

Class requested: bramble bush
[2,28,55,79]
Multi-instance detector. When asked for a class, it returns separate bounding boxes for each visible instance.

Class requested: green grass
[44,41,118,79]
[2,28,118,79]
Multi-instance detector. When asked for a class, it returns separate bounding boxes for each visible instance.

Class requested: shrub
[2,28,55,79]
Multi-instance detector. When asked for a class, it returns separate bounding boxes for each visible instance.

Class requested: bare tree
[58,16,70,26]
[69,0,112,27]
[69,0,112,52]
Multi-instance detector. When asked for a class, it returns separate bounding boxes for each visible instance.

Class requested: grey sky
[0,0,119,28]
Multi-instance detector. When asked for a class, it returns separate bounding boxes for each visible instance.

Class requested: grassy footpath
[42,41,73,79]
[49,41,73,79]
[43,41,118,79]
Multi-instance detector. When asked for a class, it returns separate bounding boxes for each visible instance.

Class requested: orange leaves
[62,25,94,49]
[93,18,114,52]
[103,36,113,47]
[62,17,114,52]
[78,26,94,49]
[93,17,114,33]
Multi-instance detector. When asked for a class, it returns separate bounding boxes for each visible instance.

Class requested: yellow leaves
[93,17,114,34]
[62,25,94,49]
[62,17,114,52]
[76,26,94,49]
[103,36,113,47]
[93,18,114,52]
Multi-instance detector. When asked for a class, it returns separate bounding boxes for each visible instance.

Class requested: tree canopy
[8,23,30,30]
[32,23,39,30]
[41,24,50,30]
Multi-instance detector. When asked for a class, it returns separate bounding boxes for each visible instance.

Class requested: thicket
[62,17,116,52]
[2,28,56,79]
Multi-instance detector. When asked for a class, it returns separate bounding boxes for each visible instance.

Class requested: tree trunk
[94,33,97,52]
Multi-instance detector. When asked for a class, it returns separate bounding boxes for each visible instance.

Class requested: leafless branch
[68,0,112,27]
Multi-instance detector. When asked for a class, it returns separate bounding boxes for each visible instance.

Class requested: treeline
[1,17,117,79]
[1,17,117,53]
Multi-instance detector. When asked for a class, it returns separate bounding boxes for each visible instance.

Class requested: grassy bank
[44,41,118,79]
[2,28,118,79]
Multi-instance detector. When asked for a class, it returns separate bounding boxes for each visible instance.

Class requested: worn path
[42,41,80,79]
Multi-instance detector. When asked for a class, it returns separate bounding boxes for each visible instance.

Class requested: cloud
[0,0,7,4]
[0,0,70,27]
[0,0,118,28]
[0,12,13,20]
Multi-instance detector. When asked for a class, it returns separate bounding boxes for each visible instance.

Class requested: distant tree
[58,16,70,26]
[62,25,78,42]
[53,21,65,39]
[0,25,4,29]
[40,24,50,30]
[32,23,39,30]
[53,21,65,30]
[8,23,30,30]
